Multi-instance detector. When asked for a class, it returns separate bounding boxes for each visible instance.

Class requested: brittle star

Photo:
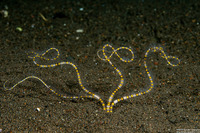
[4,44,180,112]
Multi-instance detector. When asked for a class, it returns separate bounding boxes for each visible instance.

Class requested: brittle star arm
[4,48,106,111]
[97,44,135,112]
[108,46,180,112]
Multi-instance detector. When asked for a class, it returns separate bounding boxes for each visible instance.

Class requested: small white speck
[76,29,84,33]
[79,8,84,11]
[0,10,8,17]
[36,107,41,112]
[31,24,35,28]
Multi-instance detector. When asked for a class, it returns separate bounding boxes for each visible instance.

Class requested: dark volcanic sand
[0,0,199,132]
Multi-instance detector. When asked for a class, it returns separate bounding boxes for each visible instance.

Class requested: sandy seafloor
[0,0,199,132]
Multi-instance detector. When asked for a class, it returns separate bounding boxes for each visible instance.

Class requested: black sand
[0,0,199,132]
